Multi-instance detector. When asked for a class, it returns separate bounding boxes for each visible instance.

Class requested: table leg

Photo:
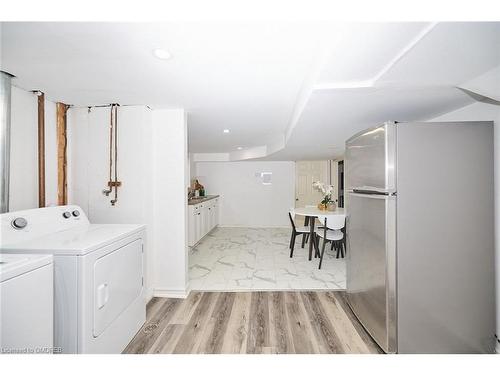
[308,217,315,261]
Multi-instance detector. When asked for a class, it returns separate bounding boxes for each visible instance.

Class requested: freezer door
[346,192,396,353]
[345,122,396,192]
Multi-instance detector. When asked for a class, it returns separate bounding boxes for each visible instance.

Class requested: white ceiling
[0,21,329,153]
[267,86,474,160]
[1,21,499,161]
[271,22,500,160]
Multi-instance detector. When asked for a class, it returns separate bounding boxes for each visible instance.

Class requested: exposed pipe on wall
[35,91,46,208]
[102,103,121,206]
[0,71,13,213]
[56,102,69,205]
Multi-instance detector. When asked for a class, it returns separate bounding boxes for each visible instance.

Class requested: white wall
[9,86,58,210]
[67,105,157,298]
[430,101,500,352]
[151,109,189,297]
[67,106,189,299]
[188,152,196,186]
[9,86,38,211]
[195,161,295,227]
[67,106,152,224]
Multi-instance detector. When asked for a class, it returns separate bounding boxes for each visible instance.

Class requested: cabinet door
[199,204,207,238]
[214,200,219,227]
[203,204,210,236]
[195,210,202,243]
[188,211,196,246]
[207,205,214,231]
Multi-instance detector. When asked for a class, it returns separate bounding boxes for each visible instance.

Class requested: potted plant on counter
[312,181,336,211]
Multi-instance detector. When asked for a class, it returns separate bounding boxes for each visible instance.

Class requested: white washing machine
[0,253,54,354]
[0,205,146,354]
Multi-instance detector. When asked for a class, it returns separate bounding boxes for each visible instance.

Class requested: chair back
[288,209,297,231]
[317,214,345,230]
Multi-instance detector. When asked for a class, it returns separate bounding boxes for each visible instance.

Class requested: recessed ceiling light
[223,129,230,134]
[237,146,243,150]
[153,48,172,60]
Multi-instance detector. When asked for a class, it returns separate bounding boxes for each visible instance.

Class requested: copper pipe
[111,104,118,205]
[37,92,46,207]
[102,105,114,197]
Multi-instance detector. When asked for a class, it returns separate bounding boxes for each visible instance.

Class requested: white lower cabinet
[188,197,219,246]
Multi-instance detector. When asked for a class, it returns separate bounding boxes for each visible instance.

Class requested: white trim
[144,288,154,303]
[372,22,438,83]
[188,225,219,248]
[313,80,374,90]
[189,287,345,293]
[217,225,289,229]
[153,288,190,299]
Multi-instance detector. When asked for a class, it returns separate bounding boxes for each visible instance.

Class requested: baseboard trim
[218,225,289,229]
[153,288,190,299]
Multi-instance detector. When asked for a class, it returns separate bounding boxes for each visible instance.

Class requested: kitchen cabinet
[188,197,219,246]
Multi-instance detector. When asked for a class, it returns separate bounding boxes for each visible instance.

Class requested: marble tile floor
[188,227,346,291]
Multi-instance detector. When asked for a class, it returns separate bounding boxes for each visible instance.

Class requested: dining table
[294,206,347,261]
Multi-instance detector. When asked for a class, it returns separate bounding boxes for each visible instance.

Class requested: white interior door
[295,161,328,207]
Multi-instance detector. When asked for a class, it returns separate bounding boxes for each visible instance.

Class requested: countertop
[188,195,219,205]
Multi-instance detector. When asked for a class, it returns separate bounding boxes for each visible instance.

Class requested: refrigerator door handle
[351,189,390,196]
[349,192,395,200]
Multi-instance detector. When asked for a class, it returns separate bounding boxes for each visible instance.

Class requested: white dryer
[0,205,146,354]
[0,253,54,354]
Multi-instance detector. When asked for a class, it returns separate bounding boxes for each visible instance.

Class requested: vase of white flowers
[312,181,336,211]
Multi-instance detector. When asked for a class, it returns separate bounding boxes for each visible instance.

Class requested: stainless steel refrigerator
[345,121,495,354]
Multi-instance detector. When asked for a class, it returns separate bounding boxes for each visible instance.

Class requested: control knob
[11,217,28,229]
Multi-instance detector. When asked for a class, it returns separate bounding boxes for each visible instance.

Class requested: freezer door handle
[352,189,390,196]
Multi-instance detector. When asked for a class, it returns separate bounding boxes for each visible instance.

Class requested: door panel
[93,239,143,337]
[295,161,328,207]
[346,192,396,353]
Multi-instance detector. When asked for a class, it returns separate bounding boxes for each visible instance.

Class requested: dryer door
[93,239,143,337]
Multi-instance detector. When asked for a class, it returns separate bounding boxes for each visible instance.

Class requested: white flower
[312,181,325,194]
[313,181,334,199]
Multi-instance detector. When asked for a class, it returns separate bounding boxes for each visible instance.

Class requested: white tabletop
[294,207,346,217]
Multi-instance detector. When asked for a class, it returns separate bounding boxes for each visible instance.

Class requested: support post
[56,102,68,205]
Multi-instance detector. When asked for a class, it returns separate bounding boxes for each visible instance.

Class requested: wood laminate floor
[123,291,383,354]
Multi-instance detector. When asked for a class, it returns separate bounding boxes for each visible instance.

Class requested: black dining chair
[288,209,310,258]
[330,225,347,257]
[314,215,346,269]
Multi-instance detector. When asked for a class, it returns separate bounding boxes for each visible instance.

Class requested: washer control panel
[1,205,90,245]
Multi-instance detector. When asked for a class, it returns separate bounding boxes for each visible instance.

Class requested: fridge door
[346,192,396,353]
[345,122,396,192]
